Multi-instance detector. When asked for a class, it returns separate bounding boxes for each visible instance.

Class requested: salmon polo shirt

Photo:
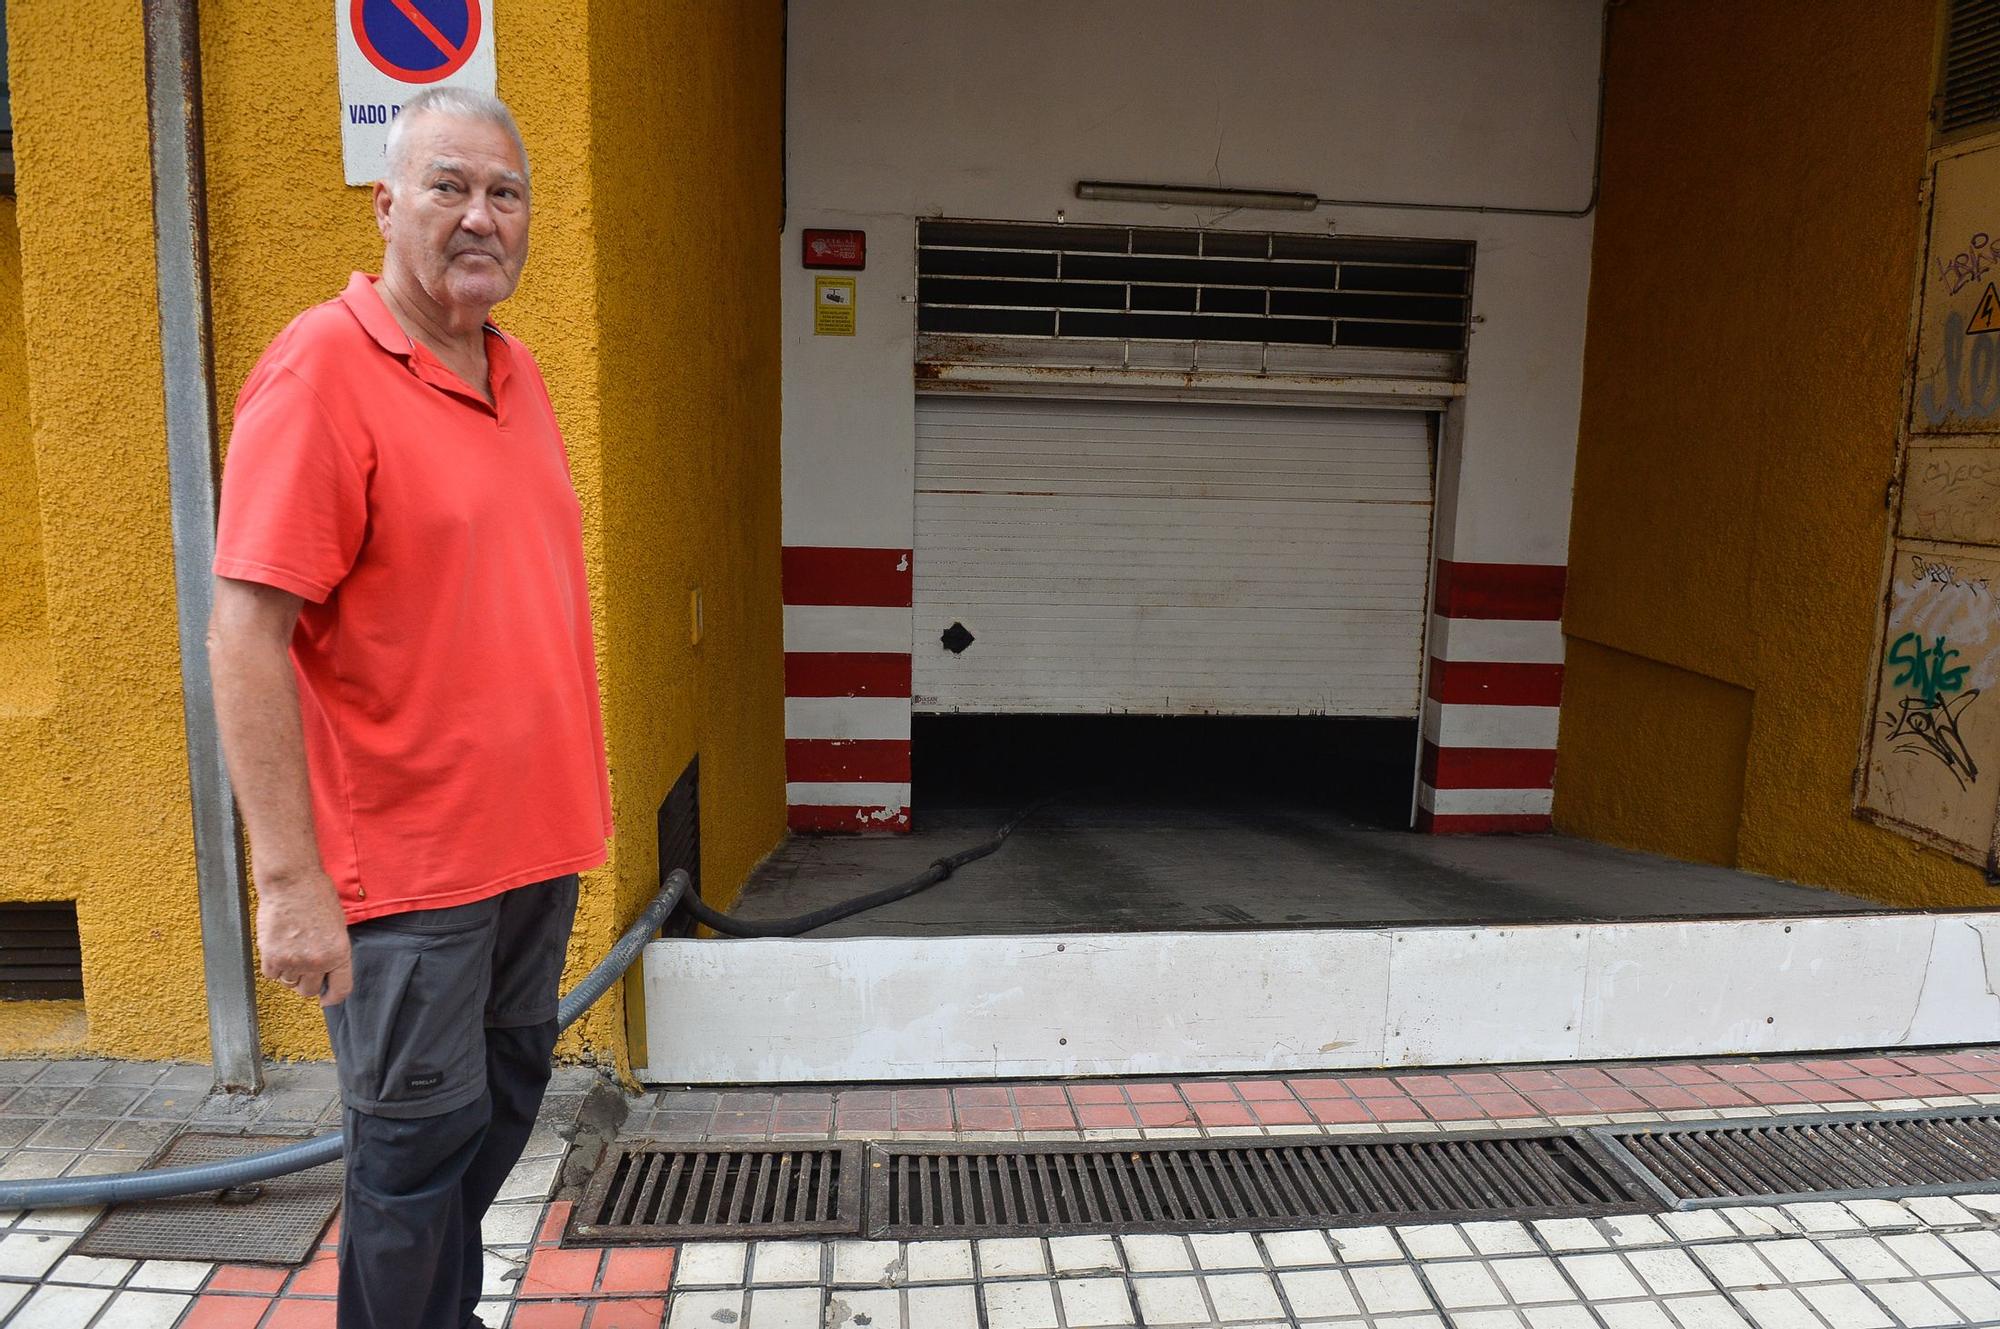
[215,273,612,924]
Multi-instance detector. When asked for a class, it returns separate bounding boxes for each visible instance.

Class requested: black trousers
[324,875,580,1329]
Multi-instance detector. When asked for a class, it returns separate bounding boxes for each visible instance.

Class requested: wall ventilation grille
[917,221,1473,353]
[0,902,84,1001]
[1944,0,2000,135]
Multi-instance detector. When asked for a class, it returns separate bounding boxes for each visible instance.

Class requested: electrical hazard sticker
[1969,282,2000,335]
[814,276,857,336]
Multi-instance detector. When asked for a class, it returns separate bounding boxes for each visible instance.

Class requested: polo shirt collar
[340,271,510,412]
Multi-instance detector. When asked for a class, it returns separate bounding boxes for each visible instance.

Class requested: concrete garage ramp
[639,817,2000,1085]
[727,805,1880,936]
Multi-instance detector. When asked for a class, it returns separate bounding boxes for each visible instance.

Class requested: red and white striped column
[1417,560,1566,833]
[781,546,914,832]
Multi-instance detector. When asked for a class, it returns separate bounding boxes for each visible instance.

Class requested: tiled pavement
[8,1052,2000,1325]
[623,1051,2000,1140]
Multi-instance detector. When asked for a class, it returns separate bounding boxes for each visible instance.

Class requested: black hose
[0,802,1042,1209]
[677,799,1048,937]
[0,871,692,1213]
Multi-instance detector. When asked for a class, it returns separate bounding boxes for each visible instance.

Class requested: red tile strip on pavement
[178,1203,676,1329]
[635,1049,2000,1139]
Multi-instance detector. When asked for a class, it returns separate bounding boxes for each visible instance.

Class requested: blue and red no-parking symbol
[350,0,483,84]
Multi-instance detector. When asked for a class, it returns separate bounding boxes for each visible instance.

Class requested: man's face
[373,113,530,314]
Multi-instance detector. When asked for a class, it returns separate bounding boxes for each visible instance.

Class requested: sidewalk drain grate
[569,1143,863,1242]
[75,1132,341,1265]
[1594,1107,2000,1209]
[862,1131,1655,1238]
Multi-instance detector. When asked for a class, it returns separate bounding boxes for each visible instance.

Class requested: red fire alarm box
[803,229,866,270]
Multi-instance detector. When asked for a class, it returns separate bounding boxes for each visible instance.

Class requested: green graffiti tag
[1883,631,1981,788]
[1888,632,1971,698]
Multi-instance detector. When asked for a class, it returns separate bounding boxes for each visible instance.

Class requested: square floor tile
[1944,1227,2000,1272]
[1205,1271,1284,1319]
[1048,1234,1119,1274]
[1819,1236,1907,1281]
[1131,1275,1209,1325]
[1625,1247,1711,1296]
[673,1242,746,1287]
[1523,1307,1598,1329]
[667,1290,742,1329]
[1058,1276,1135,1327]
[745,1286,824,1329]
[1189,1231,1262,1271]
[1795,1281,1890,1329]
[1348,1264,1433,1314]
[1120,1234,1193,1272]
[46,1252,134,1286]
[1691,1243,1774,1288]
[1934,1273,2000,1320]
[1597,1305,1676,1329]
[830,1239,901,1286]
[7,1284,111,1329]
[977,1237,1047,1278]
[901,1240,973,1283]
[0,1230,73,1279]
[1278,1265,1361,1318]
[1463,1221,1538,1255]
[95,1290,191,1329]
[1660,1294,1750,1328]
[905,1283,978,1324]
[1260,1229,1334,1267]
[1865,1278,1959,1327]
[748,1240,822,1285]
[1881,1231,1974,1277]
[1422,1259,1506,1309]
[1327,1226,1402,1263]
[1397,1223,1474,1260]
[1450,1313,1527,1329]
[1533,1219,1610,1251]
[1558,1253,1645,1300]
[982,1279,1060,1329]
[825,1287,900,1329]
[1490,1255,1572,1304]
[126,1259,212,1292]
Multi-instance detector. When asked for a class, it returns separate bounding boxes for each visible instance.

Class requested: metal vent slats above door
[1944,0,2000,135]
[918,220,1473,353]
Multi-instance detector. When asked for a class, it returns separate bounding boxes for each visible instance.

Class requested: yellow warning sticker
[1969,281,2000,335]
[814,276,857,336]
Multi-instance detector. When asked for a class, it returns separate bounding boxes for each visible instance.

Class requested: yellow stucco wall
[1559,0,1991,906]
[0,0,210,1056]
[0,1,785,1064]
[0,193,51,706]
[583,1,788,1067]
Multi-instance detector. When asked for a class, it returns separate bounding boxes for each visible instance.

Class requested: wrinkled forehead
[395,111,528,183]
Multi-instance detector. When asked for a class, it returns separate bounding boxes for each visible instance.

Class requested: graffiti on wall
[1903,447,2000,544]
[1862,544,2000,856]
[1914,148,2000,435]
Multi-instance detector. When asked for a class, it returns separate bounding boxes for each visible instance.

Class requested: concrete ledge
[640,912,2000,1083]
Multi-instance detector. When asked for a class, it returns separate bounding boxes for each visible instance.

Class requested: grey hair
[384,87,531,185]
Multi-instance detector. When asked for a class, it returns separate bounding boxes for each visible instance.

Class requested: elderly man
[208,88,610,1328]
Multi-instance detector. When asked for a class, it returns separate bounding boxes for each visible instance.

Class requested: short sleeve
[214,363,369,603]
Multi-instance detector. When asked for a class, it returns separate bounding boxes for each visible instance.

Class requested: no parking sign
[336,0,497,185]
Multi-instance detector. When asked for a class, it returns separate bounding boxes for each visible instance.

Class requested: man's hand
[256,871,353,1007]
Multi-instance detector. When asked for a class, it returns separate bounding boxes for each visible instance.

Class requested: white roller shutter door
[913,395,1434,717]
